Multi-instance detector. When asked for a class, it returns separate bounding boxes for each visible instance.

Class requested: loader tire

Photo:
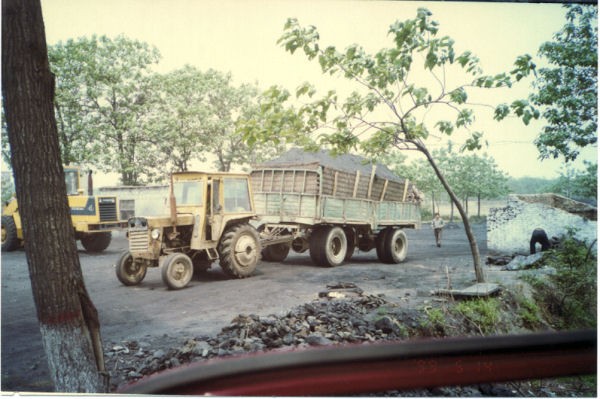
[218,224,261,278]
[81,232,112,252]
[1,215,19,252]
[116,251,146,286]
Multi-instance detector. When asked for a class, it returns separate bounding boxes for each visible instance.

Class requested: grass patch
[452,298,500,335]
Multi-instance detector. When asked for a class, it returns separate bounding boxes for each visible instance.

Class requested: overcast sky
[40,0,598,184]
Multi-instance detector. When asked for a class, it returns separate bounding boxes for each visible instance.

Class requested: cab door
[209,178,225,242]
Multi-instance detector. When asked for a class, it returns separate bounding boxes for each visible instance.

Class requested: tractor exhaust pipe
[169,174,177,232]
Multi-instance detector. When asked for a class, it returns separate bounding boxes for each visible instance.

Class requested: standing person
[530,228,551,254]
[431,212,444,247]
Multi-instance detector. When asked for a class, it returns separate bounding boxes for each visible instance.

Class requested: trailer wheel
[218,223,261,278]
[192,252,213,277]
[384,229,408,263]
[81,232,112,252]
[320,226,347,267]
[376,228,392,263]
[116,251,146,286]
[309,227,326,265]
[262,243,290,262]
[162,253,194,289]
[1,215,19,252]
[343,227,356,261]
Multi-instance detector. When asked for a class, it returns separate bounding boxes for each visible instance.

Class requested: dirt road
[2,222,495,392]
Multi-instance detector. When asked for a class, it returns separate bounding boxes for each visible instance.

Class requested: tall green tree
[497,5,597,162]
[47,35,161,184]
[144,66,284,177]
[242,9,528,282]
[143,66,214,177]
[549,161,597,200]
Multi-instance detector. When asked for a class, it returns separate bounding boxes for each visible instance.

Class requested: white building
[487,194,597,255]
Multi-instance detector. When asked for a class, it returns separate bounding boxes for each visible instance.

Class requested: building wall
[487,194,597,255]
[99,185,169,219]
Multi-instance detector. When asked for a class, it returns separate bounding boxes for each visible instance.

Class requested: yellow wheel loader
[2,166,126,252]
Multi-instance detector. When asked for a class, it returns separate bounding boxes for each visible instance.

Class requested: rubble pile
[103,287,539,396]
[105,292,425,391]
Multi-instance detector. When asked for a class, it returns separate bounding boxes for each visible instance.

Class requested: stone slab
[433,283,501,298]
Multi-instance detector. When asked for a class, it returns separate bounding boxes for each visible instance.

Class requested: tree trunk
[416,143,485,283]
[477,192,481,218]
[2,0,108,392]
[431,191,435,215]
[465,195,469,217]
[450,197,454,222]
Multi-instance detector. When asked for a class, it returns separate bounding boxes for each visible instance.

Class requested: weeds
[521,227,597,330]
[517,295,543,328]
[452,298,500,335]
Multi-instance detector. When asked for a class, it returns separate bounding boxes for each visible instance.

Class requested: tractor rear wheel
[116,251,147,286]
[81,232,112,252]
[161,253,194,289]
[218,224,261,278]
[1,215,19,252]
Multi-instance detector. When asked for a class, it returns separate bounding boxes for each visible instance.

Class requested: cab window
[224,178,251,213]
[64,169,79,195]
[174,181,203,206]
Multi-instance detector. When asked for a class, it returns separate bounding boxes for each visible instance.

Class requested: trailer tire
[116,251,146,286]
[309,227,326,265]
[218,223,261,278]
[162,253,193,289]
[192,252,213,277]
[384,228,408,264]
[343,227,356,261]
[320,226,347,267]
[1,215,19,252]
[376,228,392,263]
[81,232,112,252]
[262,243,290,262]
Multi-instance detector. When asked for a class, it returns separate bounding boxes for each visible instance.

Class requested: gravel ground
[1,222,594,395]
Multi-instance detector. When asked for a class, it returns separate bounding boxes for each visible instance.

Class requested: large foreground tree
[2,0,108,392]
[242,9,528,283]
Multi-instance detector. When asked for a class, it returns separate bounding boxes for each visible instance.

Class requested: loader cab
[64,166,82,195]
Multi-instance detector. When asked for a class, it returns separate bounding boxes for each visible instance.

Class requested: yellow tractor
[116,171,286,290]
[2,166,126,252]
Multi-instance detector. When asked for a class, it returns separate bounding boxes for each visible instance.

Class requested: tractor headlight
[151,229,160,240]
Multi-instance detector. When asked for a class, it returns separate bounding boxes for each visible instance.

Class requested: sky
[39,0,598,186]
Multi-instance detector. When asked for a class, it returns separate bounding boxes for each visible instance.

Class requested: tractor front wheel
[161,253,194,290]
[116,251,147,286]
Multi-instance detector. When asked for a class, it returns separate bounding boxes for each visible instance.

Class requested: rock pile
[104,287,520,396]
